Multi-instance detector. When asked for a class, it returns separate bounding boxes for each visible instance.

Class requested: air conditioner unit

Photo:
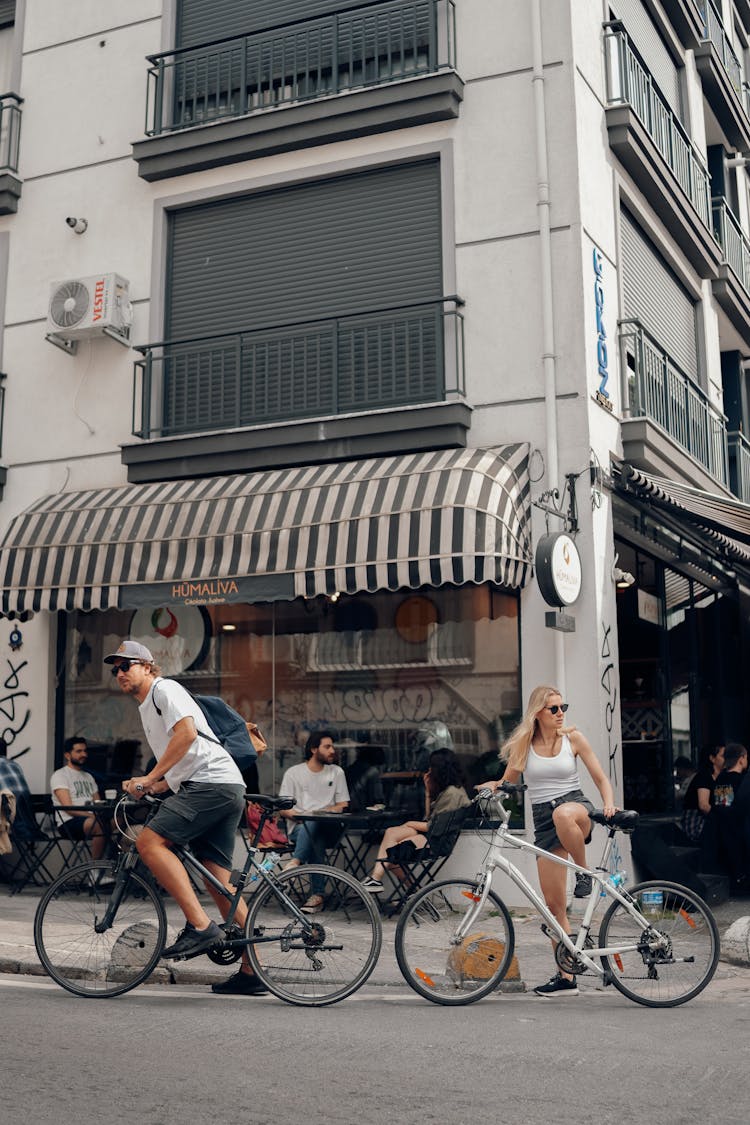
[46,273,133,347]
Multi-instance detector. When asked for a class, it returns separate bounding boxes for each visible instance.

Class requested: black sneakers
[574,873,593,898]
[533,973,579,997]
[211,970,268,996]
[162,920,223,960]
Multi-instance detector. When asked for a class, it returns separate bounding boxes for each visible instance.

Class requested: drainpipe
[531,0,565,692]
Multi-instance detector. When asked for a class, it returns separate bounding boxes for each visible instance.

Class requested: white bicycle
[395,783,720,1007]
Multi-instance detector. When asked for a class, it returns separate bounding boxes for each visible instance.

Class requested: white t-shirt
[139,678,244,793]
[50,766,99,822]
[524,734,582,804]
[279,761,349,814]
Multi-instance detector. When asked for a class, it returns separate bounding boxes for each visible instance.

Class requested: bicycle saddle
[589,809,639,832]
[244,793,295,812]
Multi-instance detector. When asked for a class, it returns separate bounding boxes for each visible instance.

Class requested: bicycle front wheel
[245,865,382,1006]
[34,861,167,998]
[395,879,515,1005]
[598,880,719,1008]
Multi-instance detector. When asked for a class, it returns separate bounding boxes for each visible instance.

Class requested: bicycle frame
[461,802,664,978]
[177,843,314,947]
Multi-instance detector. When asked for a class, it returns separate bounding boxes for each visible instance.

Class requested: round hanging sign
[535,532,582,607]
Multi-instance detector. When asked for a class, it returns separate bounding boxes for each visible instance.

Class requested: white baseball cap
[103,640,155,665]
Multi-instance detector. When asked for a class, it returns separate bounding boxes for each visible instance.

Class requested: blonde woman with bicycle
[480,685,617,997]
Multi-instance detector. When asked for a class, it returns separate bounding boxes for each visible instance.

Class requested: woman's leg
[370,823,418,881]
[551,802,591,867]
[536,848,574,981]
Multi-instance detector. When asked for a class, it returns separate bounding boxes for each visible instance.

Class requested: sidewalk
[2,884,750,991]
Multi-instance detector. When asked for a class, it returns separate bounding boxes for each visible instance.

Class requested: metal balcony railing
[0,372,6,458]
[620,319,729,485]
[604,23,712,228]
[712,196,750,291]
[133,297,465,440]
[0,93,22,172]
[145,0,457,136]
[728,429,750,501]
[701,0,750,116]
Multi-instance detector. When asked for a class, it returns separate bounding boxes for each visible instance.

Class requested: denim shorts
[531,789,595,853]
[148,782,245,869]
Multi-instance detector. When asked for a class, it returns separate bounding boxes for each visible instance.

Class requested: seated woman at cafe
[361,748,469,892]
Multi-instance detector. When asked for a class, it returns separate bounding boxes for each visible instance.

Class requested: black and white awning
[616,464,750,566]
[0,445,532,613]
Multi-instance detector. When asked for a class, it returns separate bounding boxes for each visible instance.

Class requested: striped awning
[616,464,750,566]
[0,445,532,614]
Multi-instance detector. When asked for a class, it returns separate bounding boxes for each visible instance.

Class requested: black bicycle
[33,794,381,1005]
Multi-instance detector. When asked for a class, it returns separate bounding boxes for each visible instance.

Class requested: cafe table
[293,808,405,882]
[52,799,120,867]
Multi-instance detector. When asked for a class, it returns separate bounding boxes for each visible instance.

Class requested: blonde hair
[501,685,572,772]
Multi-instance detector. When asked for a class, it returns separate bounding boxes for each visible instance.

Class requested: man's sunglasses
[110,659,143,677]
[547,703,569,715]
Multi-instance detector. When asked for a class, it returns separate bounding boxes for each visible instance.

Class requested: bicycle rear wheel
[598,880,719,1008]
[245,865,381,1006]
[34,860,167,998]
[395,879,515,1005]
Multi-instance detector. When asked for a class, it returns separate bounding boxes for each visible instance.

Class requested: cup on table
[104,789,118,800]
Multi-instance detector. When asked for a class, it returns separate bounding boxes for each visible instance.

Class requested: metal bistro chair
[380,804,470,915]
[5,795,65,894]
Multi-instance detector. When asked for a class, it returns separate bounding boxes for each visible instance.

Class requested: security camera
[65,216,88,234]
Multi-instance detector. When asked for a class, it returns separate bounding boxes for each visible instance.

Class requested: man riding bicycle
[105,639,267,995]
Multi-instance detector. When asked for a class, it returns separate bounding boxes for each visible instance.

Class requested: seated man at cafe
[50,736,108,860]
[0,738,39,843]
[278,730,349,914]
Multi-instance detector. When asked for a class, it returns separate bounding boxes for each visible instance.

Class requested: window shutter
[177,0,359,46]
[620,208,698,380]
[611,0,683,120]
[165,160,443,431]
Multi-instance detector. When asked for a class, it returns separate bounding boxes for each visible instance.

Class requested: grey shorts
[531,789,595,853]
[147,782,246,869]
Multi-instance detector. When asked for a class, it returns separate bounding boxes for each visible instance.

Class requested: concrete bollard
[721,917,750,966]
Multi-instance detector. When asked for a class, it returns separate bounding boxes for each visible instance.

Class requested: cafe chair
[381,805,470,915]
[5,795,62,894]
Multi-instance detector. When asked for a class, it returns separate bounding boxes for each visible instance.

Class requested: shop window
[62,584,521,800]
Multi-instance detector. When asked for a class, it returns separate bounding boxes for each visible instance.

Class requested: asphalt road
[4,972,750,1125]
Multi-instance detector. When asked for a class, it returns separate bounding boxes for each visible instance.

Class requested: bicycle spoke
[599,881,719,1007]
[245,865,381,1006]
[395,879,515,1005]
[34,861,167,998]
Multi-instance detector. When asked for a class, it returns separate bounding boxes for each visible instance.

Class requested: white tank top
[524,733,581,804]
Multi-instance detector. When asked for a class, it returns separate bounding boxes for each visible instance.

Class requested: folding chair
[5,795,61,894]
[381,804,470,915]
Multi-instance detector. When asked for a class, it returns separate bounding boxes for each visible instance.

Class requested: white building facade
[2,0,749,894]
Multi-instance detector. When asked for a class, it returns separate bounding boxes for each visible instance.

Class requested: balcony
[132,0,463,181]
[0,93,22,214]
[711,196,750,336]
[604,23,722,279]
[728,429,750,501]
[620,319,729,489]
[695,0,750,150]
[659,1,707,49]
[124,298,470,482]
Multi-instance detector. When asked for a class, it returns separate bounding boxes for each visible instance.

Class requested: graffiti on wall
[0,656,31,760]
[600,621,619,786]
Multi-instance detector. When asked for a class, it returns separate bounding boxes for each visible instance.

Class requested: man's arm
[123,717,197,794]
[52,787,87,817]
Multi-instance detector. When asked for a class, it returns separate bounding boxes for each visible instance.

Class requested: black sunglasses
[547,703,569,715]
[110,659,143,677]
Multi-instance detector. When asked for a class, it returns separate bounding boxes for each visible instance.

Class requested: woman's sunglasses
[110,659,143,677]
[547,703,569,715]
